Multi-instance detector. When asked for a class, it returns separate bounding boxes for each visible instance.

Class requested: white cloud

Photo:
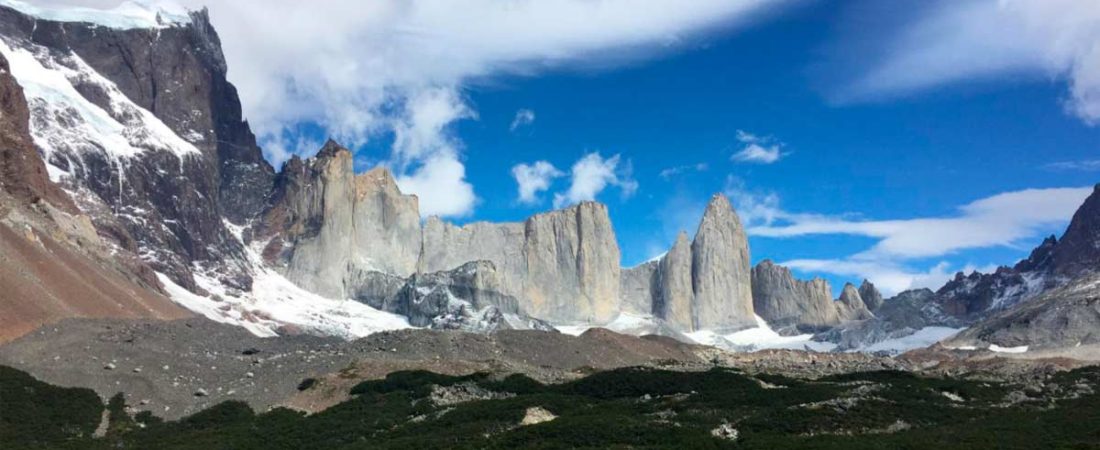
[262,132,322,168]
[658,162,708,179]
[35,0,789,218]
[840,0,1100,124]
[1045,159,1100,171]
[510,109,536,132]
[389,88,478,217]
[750,187,1093,259]
[511,161,563,205]
[731,130,785,164]
[553,152,638,208]
[395,154,477,219]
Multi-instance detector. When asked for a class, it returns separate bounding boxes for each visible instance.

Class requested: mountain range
[0,2,1098,361]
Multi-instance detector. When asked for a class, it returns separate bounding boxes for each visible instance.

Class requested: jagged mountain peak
[1047,181,1100,276]
[700,193,737,222]
[315,138,352,160]
[858,279,884,312]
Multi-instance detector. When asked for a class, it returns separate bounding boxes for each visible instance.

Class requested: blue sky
[52,0,1098,296]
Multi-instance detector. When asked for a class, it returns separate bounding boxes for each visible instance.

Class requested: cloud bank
[33,0,788,217]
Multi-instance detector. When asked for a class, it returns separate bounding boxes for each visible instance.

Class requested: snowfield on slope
[156,221,411,340]
[0,0,190,30]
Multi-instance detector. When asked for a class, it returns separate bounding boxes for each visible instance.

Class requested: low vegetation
[3,364,1100,449]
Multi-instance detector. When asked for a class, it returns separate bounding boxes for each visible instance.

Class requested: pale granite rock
[690,194,755,331]
[751,260,840,333]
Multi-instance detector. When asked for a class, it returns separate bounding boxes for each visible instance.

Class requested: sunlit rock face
[751,260,840,334]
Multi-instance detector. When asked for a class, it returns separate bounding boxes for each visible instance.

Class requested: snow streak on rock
[0,38,199,182]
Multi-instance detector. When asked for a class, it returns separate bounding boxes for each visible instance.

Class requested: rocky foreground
[0,316,1093,422]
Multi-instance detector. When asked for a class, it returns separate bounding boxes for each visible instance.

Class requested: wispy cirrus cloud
[731,130,787,164]
[509,109,536,132]
[833,0,1100,125]
[1044,159,1100,172]
[658,162,708,179]
[726,181,1092,294]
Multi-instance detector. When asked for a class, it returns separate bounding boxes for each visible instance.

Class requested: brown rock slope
[0,51,188,343]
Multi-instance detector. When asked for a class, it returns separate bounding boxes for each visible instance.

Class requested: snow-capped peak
[0,0,192,30]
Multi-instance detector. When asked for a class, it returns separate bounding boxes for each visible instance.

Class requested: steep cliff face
[524,202,622,323]
[751,260,839,333]
[418,217,527,292]
[259,143,624,324]
[628,194,756,332]
[0,52,71,210]
[256,141,421,299]
[0,5,273,292]
[691,194,754,330]
[656,232,695,330]
[1037,184,1100,278]
[619,260,658,315]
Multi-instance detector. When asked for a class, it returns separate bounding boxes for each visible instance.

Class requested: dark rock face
[935,268,1033,321]
[859,280,884,312]
[817,289,961,351]
[16,8,274,223]
[1042,185,1100,278]
[0,6,272,291]
[948,274,1100,351]
[0,52,73,210]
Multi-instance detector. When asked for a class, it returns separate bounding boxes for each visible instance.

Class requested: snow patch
[686,315,838,352]
[555,312,661,336]
[0,0,191,30]
[988,344,1029,354]
[156,220,411,340]
[852,327,963,354]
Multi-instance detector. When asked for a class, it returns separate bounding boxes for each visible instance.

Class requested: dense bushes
[3,364,1100,449]
[0,366,103,447]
